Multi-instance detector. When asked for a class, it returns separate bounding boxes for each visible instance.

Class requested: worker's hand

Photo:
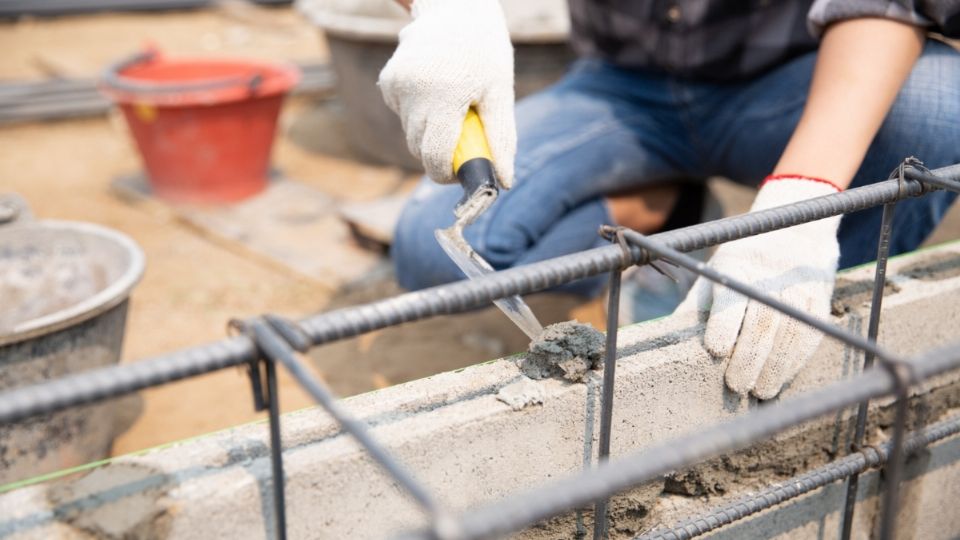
[677,176,843,399]
[378,0,516,187]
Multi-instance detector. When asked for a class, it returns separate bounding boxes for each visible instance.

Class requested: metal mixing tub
[297,0,574,170]
[0,197,145,485]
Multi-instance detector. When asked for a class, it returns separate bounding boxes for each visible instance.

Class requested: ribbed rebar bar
[0,165,957,430]
[635,413,960,540]
[0,161,956,540]
[621,231,900,364]
[0,337,258,424]
[840,202,897,540]
[621,229,919,540]
[400,342,960,540]
[263,354,287,540]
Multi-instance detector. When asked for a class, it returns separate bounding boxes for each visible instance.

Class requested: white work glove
[677,176,843,399]
[378,0,516,187]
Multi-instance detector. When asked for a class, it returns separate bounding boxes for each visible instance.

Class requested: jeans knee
[884,41,960,146]
[392,181,463,290]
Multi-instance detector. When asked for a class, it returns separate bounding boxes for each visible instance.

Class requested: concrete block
[1,243,960,539]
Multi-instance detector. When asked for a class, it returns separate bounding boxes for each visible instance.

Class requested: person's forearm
[773,18,924,188]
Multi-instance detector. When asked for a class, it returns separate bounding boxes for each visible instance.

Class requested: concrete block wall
[1,242,960,539]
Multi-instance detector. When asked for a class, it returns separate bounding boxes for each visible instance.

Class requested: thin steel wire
[635,413,960,540]
[905,168,960,193]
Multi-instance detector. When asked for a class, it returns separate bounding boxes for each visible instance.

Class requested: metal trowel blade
[435,227,545,340]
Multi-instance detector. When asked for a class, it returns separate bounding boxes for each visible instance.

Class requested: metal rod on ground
[634,413,960,540]
[3,166,960,426]
[264,355,288,540]
[0,63,335,125]
[840,201,896,540]
[247,321,443,519]
[593,268,623,540]
[399,342,960,540]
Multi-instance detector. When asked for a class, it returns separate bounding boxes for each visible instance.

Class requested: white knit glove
[378,0,516,187]
[677,176,843,399]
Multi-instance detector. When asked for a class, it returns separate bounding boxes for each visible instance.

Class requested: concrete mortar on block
[1,242,960,539]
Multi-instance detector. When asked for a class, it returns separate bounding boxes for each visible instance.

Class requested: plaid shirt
[568,0,960,81]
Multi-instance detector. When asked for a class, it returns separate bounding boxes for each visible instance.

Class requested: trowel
[434,108,545,340]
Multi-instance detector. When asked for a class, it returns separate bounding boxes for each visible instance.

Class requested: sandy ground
[1,7,603,457]
[3,7,960,461]
[0,6,325,79]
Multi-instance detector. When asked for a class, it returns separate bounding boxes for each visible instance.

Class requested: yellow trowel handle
[452,107,498,204]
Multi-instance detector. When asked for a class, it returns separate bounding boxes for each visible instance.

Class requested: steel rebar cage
[1,159,960,540]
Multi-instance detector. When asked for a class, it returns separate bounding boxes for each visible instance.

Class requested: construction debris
[0,62,334,125]
[496,378,545,411]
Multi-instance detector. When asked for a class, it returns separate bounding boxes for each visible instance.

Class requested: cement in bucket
[0,195,145,485]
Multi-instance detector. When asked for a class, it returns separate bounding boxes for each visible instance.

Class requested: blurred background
[0,0,605,466]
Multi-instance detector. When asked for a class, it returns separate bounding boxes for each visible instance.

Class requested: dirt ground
[3,7,960,459]
[1,7,603,457]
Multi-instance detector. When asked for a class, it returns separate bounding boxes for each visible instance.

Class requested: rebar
[635,413,960,540]
[840,201,896,540]
[263,353,287,540]
[5,166,957,427]
[621,231,902,366]
[593,268,623,540]
[247,319,442,518]
[403,342,960,540]
[0,63,334,125]
[1,161,960,540]
[624,229,918,540]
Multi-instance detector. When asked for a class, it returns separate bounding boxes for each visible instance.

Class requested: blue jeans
[394,39,960,298]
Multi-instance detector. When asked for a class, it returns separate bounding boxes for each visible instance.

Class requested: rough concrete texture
[2,242,960,539]
[0,303,141,485]
[496,378,546,411]
[520,321,605,382]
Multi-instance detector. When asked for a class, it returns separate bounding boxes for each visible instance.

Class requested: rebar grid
[1,160,959,540]
[4,164,957,426]
[400,342,960,540]
[634,413,960,540]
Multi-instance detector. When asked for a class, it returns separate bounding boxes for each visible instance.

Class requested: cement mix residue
[520,321,605,382]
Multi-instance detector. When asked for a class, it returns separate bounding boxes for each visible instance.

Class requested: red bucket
[101,50,300,203]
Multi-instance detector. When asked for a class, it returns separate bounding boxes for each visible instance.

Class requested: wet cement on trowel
[519,321,605,383]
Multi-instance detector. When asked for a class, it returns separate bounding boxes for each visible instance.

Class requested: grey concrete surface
[1,243,959,539]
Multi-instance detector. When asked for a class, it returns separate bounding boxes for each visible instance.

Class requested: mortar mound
[520,321,605,382]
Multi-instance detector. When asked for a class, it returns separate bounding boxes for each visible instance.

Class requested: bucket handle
[102,50,265,96]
